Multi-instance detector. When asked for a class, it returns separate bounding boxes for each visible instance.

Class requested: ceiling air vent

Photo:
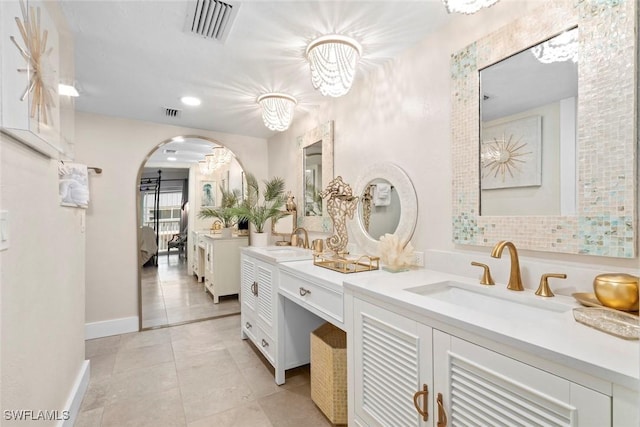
[163,107,182,118]
[187,0,239,42]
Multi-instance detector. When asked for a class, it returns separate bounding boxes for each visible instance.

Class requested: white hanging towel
[373,183,391,206]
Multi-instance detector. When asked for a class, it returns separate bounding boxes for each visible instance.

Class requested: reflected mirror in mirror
[359,179,401,240]
[304,141,322,216]
[480,28,578,217]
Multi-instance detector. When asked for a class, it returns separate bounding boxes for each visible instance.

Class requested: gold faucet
[490,241,524,291]
[291,227,309,249]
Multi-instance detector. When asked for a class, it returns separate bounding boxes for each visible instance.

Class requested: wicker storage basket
[311,322,347,425]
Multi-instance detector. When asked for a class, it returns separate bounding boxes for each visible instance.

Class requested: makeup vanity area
[241,0,638,425]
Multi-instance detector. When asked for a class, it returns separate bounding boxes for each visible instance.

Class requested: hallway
[141,254,240,328]
[76,315,332,426]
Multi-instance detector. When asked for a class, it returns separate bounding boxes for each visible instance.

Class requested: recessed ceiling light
[172,136,185,142]
[180,96,201,106]
[167,157,177,161]
[58,84,79,97]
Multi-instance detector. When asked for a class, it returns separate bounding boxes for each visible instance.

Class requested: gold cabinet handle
[299,287,311,296]
[412,384,428,421]
[437,393,447,427]
[535,273,567,297]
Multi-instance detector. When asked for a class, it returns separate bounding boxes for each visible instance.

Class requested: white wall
[0,0,87,422]
[267,0,638,292]
[74,112,268,329]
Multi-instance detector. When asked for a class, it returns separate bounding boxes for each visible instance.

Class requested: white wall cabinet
[202,236,247,303]
[351,297,612,427]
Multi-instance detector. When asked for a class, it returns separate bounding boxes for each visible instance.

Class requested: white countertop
[278,259,388,293]
[342,267,639,391]
[241,252,639,390]
[242,246,314,264]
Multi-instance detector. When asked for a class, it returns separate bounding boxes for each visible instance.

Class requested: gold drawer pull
[437,393,447,427]
[412,384,428,421]
[299,287,311,296]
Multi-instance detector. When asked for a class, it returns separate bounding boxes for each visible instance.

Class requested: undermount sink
[251,246,314,263]
[405,280,574,320]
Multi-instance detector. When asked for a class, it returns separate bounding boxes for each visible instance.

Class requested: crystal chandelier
[201,147,233,174]
[198,160,211,175]
[531,28,578,64]
[306,35,362,97]
[443,0,499,14]
[257,93,297,131]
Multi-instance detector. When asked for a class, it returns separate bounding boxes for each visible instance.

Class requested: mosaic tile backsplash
[451,0,637,258]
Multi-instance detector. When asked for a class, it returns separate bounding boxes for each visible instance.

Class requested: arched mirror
[350,163,417,256]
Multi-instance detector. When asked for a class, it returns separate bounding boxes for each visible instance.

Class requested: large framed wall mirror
[451,0,637,258]
[297,121,334,232]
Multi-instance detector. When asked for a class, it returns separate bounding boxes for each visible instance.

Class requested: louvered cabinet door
[256,260,276,335]
[353,299,433,427]
[433,331,611,427]
[240,255,257,313]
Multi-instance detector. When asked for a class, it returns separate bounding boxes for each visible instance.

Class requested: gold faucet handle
[535,273,567,297]
[471,262,495,285]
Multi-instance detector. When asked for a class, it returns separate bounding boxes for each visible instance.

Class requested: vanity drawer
[280,271,343,325]
[241,313,258,343]
[256,326,276,365]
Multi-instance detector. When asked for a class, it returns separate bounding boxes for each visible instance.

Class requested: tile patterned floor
[76,315,334,427]
[141,254,240,328]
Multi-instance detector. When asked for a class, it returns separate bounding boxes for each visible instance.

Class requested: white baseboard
[59,360,90,427]
[85,316,139,340]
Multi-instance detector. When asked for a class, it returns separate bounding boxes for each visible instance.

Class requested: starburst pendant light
[531,28,578,64]
[443,0,499,14]
[306,35,362,97]
[257,93,297,131]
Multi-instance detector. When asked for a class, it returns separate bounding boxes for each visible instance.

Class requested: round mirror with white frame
[351,163,417,256]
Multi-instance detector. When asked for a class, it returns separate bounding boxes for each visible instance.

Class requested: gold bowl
[593,273,639,311]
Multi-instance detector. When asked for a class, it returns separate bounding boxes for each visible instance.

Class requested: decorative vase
[250,231,269,247]
[220,227,233,238]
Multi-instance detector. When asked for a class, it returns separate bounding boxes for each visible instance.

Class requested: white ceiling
[60,0,452,153]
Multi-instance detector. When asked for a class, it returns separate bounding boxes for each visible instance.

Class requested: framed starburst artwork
[480,115,542,190]
[1,0,61,157]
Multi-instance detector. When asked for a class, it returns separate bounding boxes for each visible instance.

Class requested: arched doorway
[136,136,247,330]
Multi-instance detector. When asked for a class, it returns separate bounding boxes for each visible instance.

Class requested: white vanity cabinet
[240,252,326,385]
[202,236,248,303]
[433,332,610,427]
[352,298,433,426]
[191,231,207,282]
[240,253,279,366]
[350,297,614,427]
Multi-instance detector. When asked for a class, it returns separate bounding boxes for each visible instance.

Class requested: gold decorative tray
[313,253,379,274]
[573,307,640,340]
[572,293,639,316]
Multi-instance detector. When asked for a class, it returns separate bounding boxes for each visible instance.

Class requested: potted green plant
[198,186,240,238]
[235,173,288,246]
